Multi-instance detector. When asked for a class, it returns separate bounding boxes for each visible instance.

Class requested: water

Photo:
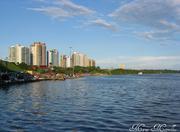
[0,74,180,132]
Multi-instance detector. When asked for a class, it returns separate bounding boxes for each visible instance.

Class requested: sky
[1,0,180,69]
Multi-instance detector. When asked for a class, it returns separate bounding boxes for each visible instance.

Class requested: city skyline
[8,43,96,68]
[1,0,180,69]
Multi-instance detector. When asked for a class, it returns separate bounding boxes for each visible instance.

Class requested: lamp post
[69,47,74,76]
[5,61,8,73]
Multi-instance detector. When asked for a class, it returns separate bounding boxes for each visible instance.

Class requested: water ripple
[0,74,180,131]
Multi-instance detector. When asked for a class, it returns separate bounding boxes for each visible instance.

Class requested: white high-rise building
[83,55,89,67]
[18,46,30,65]
[60,55,71,68]
[47,49,59,67]
[72,52,89,67]
[9,44,30,65]
[72,52,96,67]
[72,52,80,67]
[9,46,16,63]
[66,56,71,68]
[88,59,96,67]
[79,53,84,67]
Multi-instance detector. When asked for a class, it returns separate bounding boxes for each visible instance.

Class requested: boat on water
[138,72,143,75]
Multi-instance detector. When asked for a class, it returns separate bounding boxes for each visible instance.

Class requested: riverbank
[0,72,110,88]
[1,60,180,88]
[0,72,88,88]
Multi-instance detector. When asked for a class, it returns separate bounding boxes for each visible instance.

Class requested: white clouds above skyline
[30,0,180,41]
[97,56,180,70]
[27,0,180,69]
[30,0,117,31]
[30,0,95,19]
[110,0,180,40]
[54,0,95,15]
[89,19,117,31]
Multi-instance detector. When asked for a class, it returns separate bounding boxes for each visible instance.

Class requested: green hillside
[0,60,24,72]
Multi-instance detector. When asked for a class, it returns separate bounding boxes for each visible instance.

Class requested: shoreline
[1,73,180,88]
[0,73,107,88]
[0,75,81,88]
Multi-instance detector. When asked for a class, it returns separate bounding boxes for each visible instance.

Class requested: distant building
[9,45,16,62]
[120,64,125,70]
[92,59,96,67]
[66,56,71,68]
[9,44,30,65]
[60,55,71,68]
[60,55,66,68]
[83,55,89,67]
[47,49,59,67]
[72,52,96,67]
[30,42,46,66]
[88,59,96,67]
[18,46,30,65]
[72,52,82,67]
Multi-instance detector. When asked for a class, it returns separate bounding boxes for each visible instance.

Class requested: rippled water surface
[0,74,180,132]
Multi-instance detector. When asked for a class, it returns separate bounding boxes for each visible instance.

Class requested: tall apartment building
[60,55,71,68]
[89,59,96,67]
[72,52,95,67]
[66,56,71,68]
[30,42,46,66]
[47,49,59,67]
[83,55,89,67]
[19,46,30,65]
[60,55,66,68]
[72,52,81,67]
[9,46,16,63]
[9,44,30,65]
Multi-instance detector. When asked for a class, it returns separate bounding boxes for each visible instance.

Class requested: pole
[69,47,74,76]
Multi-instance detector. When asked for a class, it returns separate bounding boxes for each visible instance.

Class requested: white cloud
[97,56,180,70]
[30,0,119,31]
[31,0,180,37]
[89,19,117,31]
[110,0,180,40]
[138,30,174,41]
[30,7,71,18]
[159,20,180,30]
[30,0,95,19]
[54,0,95,15]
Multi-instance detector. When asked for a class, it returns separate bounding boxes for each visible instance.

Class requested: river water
[0,74,180,132]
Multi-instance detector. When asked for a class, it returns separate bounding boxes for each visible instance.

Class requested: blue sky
[1,0,180,69]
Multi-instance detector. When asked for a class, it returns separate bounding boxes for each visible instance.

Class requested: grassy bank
[110,69,180,75]
[0,60,24,72]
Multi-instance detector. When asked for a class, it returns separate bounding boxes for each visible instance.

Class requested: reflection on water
[0,74,180,132]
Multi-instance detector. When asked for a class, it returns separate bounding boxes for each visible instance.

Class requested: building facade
[30,42,46,66]
[9,45,16,63]
[47,49,59,67]
[66,56,71,68]
[60,55,66,68]
[72,52,81,67]
[89,59,96,67]
[83,55,89,67]
[60,55,71,68]
[72,52,96,67]
[9,44,30,65]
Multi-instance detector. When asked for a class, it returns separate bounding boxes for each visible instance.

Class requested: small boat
[138,72,143,75]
